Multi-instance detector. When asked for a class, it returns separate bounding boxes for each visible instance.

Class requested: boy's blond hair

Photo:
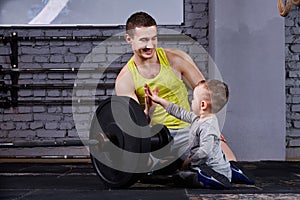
[197,80,229,113]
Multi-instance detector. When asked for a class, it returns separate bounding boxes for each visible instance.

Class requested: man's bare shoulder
[115,64,136,97]
[164,48,193,67]
[164,48,190,61]
[116,64,130,80]
[164,48,185,56]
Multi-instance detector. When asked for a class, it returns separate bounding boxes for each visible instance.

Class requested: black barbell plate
[89,96,151,188]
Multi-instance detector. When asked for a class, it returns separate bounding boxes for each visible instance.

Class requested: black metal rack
[0,32,193,108]
[0,32,124,107]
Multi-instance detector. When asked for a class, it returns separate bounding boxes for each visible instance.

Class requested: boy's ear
[201,100,208,110]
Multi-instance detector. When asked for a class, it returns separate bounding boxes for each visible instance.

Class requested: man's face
[126,26,158,59]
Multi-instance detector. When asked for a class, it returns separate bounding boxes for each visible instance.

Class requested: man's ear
[125,34,132,44]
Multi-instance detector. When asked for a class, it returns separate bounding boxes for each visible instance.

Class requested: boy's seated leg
[152,158,182,175]
[169,126,190,161]
[173,170,203,188]
[230,161,255,184]
[192,164,231,189]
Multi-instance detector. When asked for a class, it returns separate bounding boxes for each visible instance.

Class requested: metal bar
[12,99,106,106]
[9,32,18,68]
[0,97,108,106]
[0,155,91,160]
[0,67,122,74]
[0,139,99,148]
[1,83,115,89]
[0,34,195,42]
[1,35,112,42]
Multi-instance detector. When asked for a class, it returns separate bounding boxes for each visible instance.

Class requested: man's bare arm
[115,66,154,121]
[115,65,139,102]
[165,48,205,89]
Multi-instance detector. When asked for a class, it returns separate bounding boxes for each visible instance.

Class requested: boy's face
[125,26,158,60]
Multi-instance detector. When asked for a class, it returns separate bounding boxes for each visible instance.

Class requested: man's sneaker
[230,161,255,184]
[192,164,231,189]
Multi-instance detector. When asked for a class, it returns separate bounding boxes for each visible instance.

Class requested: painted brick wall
[0,0,209,158]
[2,1,299,160]
[285,6,300,160]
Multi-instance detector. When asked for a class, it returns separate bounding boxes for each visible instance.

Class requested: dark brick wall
[285,6,300,159]
[0,0,209,157]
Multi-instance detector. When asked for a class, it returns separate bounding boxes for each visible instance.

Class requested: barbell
[0,95,177,188]
[89,96,175,188]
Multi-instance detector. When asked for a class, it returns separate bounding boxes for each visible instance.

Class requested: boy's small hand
[144,84,159,103]
[144,83,170,109]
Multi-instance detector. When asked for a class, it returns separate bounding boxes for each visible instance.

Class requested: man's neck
[132,53,161,79]
[133,54,158,67]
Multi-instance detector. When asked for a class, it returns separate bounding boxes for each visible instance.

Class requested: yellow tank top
[127,48,190,129]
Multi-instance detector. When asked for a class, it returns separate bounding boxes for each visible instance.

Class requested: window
[0,0,184,26]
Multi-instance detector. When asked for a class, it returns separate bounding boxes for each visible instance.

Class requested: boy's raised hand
[144,83,170,109]
[144,83,159,103]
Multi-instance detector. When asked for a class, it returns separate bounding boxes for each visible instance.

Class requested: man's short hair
[126,12,157,36]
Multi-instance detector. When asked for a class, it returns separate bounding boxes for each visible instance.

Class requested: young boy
[144,79,232,188]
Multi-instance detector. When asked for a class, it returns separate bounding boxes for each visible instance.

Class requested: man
[115,11,237,169]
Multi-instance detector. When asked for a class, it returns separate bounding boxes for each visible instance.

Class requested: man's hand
[144,83,170,110]
[144,84,159,104]
[181,157,192,170]
[144,84,158,122]
[220,134,227,143]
